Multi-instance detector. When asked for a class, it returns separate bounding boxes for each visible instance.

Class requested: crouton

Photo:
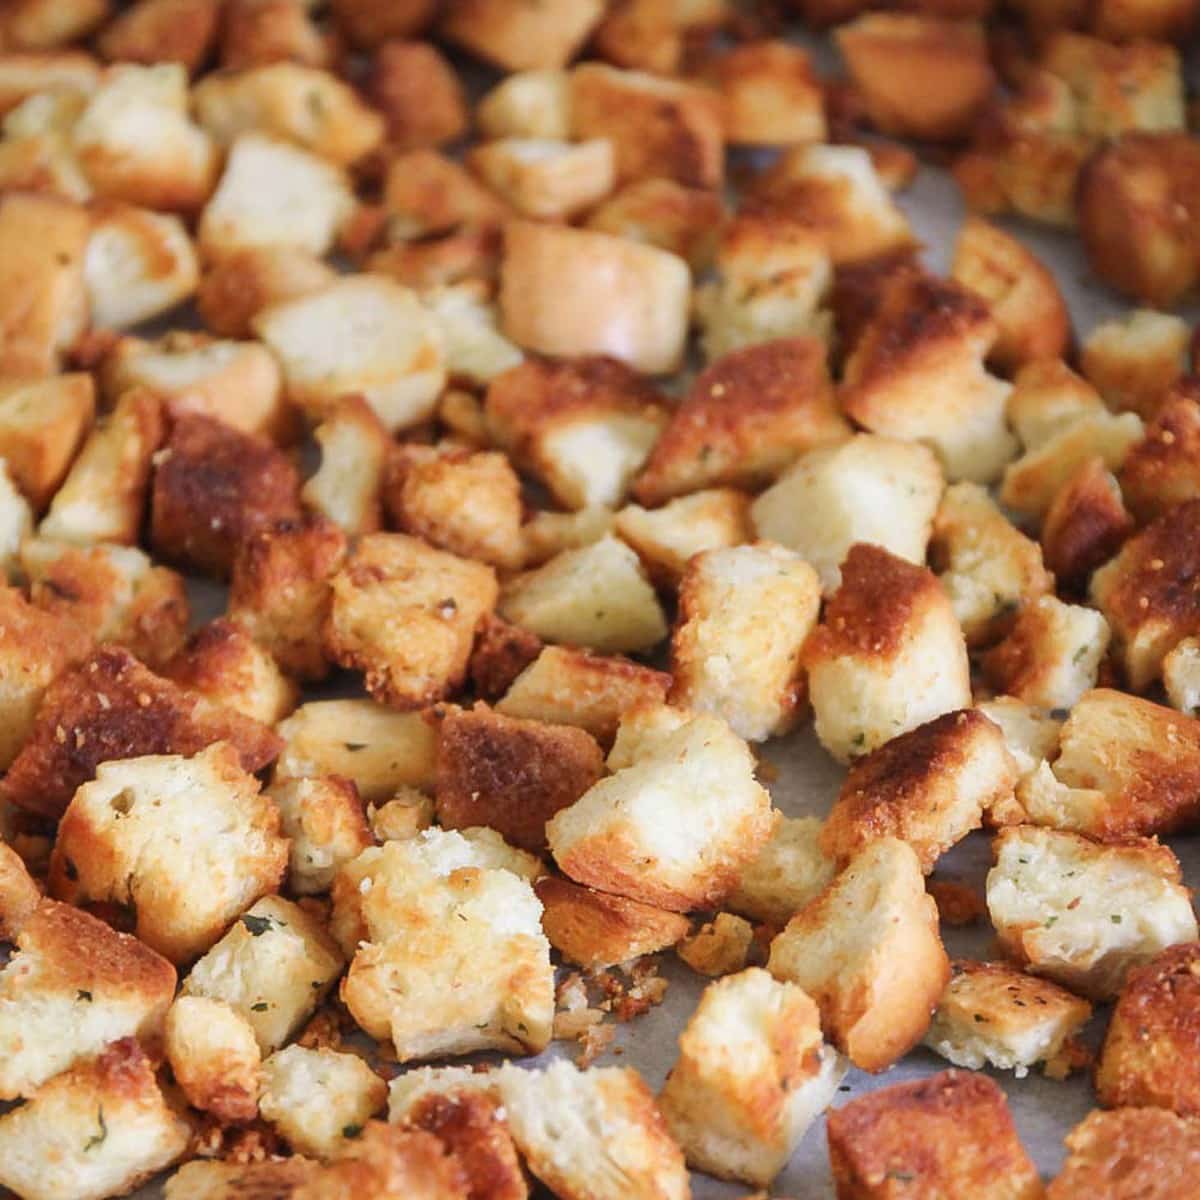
[986,825,1198,997]
[1007,358,1104,448]
[521,506,615,568]
[585,179,722,272]
[325,533,497,709]
[0,52,99,116]
[435,703,604,852]
[976,697,1063,789]
[0,840,39,938]
[751,436,943,596]
[95,0,219,72]
[369,788,434,843]
[22,539,189,669]
[768,838,949,1071]
[930,481,1053,646]
[951,216,1071,373]
[1091,499,1200,689]
[368,227,502,294]
[228,515,347,681]
[726,816,835,929]
[366,40,467,151]
[330,0,437,47]
[267,774,372,895]
[591,0,730,73]
[165,1159,318,1200]
[676,912,754,977]
[1042,457,1134,592]
[925,959,1091,1076]
[602,699,692,770]
[0,1039,190,1200]
[196,245,335,339]
[477,68,571,141]
[0,374,94,513]
[150,413,301,578]
[499,221,691,376]
[0,460,30,580]
[1164,636,1200,715]
[826,1069,1043,1200]
[615,490,751,587]
[441,0,603,70]
[302,396,389,537]
[705,40,824,148]
[1082,309,1189,419]
[547,710,773,912]
[468,138,614,221]
[1119,382,1200,522]
[310,1121,473,1198]
[0,899,176,1100]
[421,282,523,387]
[164,995,262,1123]
[822,709,1017,873]
[380,149,508,243]
[497,1059,688,1200]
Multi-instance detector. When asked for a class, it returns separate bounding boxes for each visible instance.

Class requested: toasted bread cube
[521,506,615,567]
[0,460,30,579]
[712,39,824,146]
[660,967,845,1187]
[0,1039,190,1200]
[477,68,571,140]
[1042,456,1133,592]
[470,615,543,702]
[547,710,773,912]
[751,435,943,595]
[1164,636,1200,715]
[261,1045,386,1158]
[499,220,690,376]
[1087,0,1199,37]
[50,743,288,963]
[0,899,175,1100]
[366,40,466,151]
[987,825,1198,998]
[310,1121,474,1197]
[0,840,40,939]
[0,52,99,115]
[267,774,371,895]
[1120,383,1200,523]
[150,413,301,578]
[22,539,189,669]
[925,959,1091,1076]
[421,282,523,387]
[827,1069,1042,1200]
[468,137,614,221]
[976,696,1063,787]
[1007,358,1105,449]
[165,1159,319,1199]
[325,533,497,709]
[228,515,347,682]
[585,178,722,272]
[302,396,389,537]
[615,490,751,587]
[196,245,335,339]
[930,482,1052,646]
[1081,308,1189,419]
[95,0,219,71]
[602,698,692,769]
[805,544,971,763]
[1092,499,1200,689]
[823,709,1017,873]
[330,0,436,47]
[675,911,752,977]
[726,815,835,929]
[435,703,604,852]
[164,995,262,1123]
[381,149,508,243]
[768,838,949,1071]
[441,0,603,70]
[497,1059,688,1200]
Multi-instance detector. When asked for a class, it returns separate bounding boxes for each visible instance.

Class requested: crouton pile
[2,1,1200,1198]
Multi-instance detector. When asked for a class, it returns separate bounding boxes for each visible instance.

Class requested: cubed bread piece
[804,544,971,762]
[22,539,189,669]
[39,387,164,546]
[387,1064,498,1118]
[164,995,261,1123]
[421,281,523,387]
[467,137,613,220]
[302,396,389,537]
[306,1120,472,1198]
[325,532,497,709]
[0,459,31,578]
[499,220,690,376]
[0,52,99,115]
[603,699,693,770]
[497,1059,688,1200]
[827,1069,1043,1200]
[1007,358,1106,450]
[0,373,94,510]
[1082,308,1188,420]
[0,0,111,47]
[0,1039,190,1200]
[274,699,436,802]
[711,39,824,146]
[660,967,846,1187]
[0,840,40,938]
[478,68,570,140]
[676,912,754,977]
[822,709,1017,872]
[751,435,943,595]
[924,959,1092,1076]
[228,514,346,681]
[370,787,434,842]
[986,824,1198,998]
[0,898,176,1100]
[727,815,836,929]
[211,0,324,71]
[1042,456,1133,593]
[521,507,615,568]
[585,178,722,271]
[366,39,466,150]
[267,775,372,895]
[768,838,949,1071]
[592,0,731,74]
[199,132,354,259]
[669,543,820,742]
[435,703,603,852]
[976,697,1063,787]
[165,1159,318,1200]
[260,1045,386,1158]
[496,645,671,743]
[256,274,446,433]
[196,245,336,338]
[1164,636,1200,715]
[441,0,603,70]
[1120,383,1200,522]
[95,0,219,72]
[381,149,508,242]
[329,0,436,47]
[1091,499,1200,689]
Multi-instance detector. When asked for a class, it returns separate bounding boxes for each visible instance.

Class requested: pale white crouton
[0,1040,190,1200]
[256,274,446,432]
[986,825,1198,998]
[302,396,389,536]
[1164,636,1200,714]
[669,543,820,741]
[975,697,1063,785]
[660,968,846,1187]
[497,1059,689,1200]
[1081,307,1189,419]
[804,544,971,763]
[546,710,774,912]
[924,960,1092,1077]
[267,775,372,895]
[0,459,31,578]
[164,995,262,1123]
[603,700,693,771]
[183,894,343,1052]
[727,815,836,928]
[468,137,614,219]
[420,282,523,386]
[199,132,354,260]
[1006,359,1106,450]
[260,1045,386,1158]
[767,837,949,1072]
[500,534,666,655]
[477,69,571,140]
[522,506,615,566]
[751,434,944,594]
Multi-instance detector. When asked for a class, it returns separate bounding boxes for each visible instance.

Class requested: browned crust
[831,249,925,360]
[366,40,468,150]
[469,615,543,702]
[220,0,331,70]
[1041,456,1133,595]
[95,0,220,73]
[1119,383,1200,523]
[0,841,41,940]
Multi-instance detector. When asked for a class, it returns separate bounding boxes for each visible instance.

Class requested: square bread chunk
[164,995,262,1124]
[726,815,836,928]
[266,774,372,895]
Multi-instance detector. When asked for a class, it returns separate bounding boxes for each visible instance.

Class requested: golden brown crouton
[380,149,508,243]
[477,67,570,141]
[435,703,604,852]
[585,179,722,272]
[220,0,331,70]
[366,40,467,151]
[302,396,390,538]
[675,912,754,978]
[0,374,94,512]
[164,995,262,1123]
[0,840,40,939]
[150,413,302,579]
[711,40,825,146]
[591,0,730,74]
[0,0,108,51]
[166,1158,319,1200]
[196,246,336,339]
[727,815,836,928]
[267,774,372,896]
[1081,309,1189,419]
[1006,357,1104,448]
[520,506,615,568]
[441,0,603,70]
[1042,457,1134,593]
[305,1121,471,1199]
[95,0,220,73]
[1119,381,1200,521]
[467,137,615,221]
[827,1070,1043,1199]
[330,0,437,47]
[1,644,281,820]
[469,614,543,701]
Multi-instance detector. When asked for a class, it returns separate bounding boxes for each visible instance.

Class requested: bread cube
[925,959,1092,1076]
[1081,308,1188,419]
[0,374,94,512]
[660,968,846,1187]
[499,220,690,375]
[986,825,1198,997]
[1042,456,1133,592]
[311,1121,474,1197]
[521,506,615,568]
[0,1039,190,1200]
[95,0,219,72]
[827,1069,1043,1200]
[585,178,722,271]
[1118,380,1200,523]
[477,68,571,140]
[976,697,1063,786]
[468,137,613,220]
[330,0,436,47]
[0,840,40,939]
[592,0,731,73]
[0,459,30,579]
[381,149,509,242]
[441,0,603,70]
[712,39,825,146]
[1006,358,1105,448]
[366,39,466,151]
[726,815,835,929]
[196,245,335,338]
[547,710,773,912]
[1164,636,1200,715]
[164,995,262,1123]
[0,52,99,115]
[768,838,949,1071]
[421,281,523,387]
[370,220,502,289]
[676,911,754,978]
[302,396,389,537]
[0,899,175,1100]
[165,1159,318,1200]
[263,775,368,896]
[602,699,692,770]
[751,435,943,595]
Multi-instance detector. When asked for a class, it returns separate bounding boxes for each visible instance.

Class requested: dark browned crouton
[469,615,543,701]
[95,0,220,73]
[366,40,469,151]
[1119,381,1200,522]
[1041,457,1133,594]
